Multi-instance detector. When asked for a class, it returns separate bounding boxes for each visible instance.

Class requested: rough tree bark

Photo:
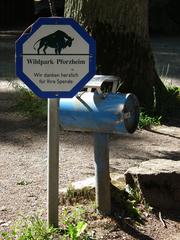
[64,0,167,113]
[48,0,57,16]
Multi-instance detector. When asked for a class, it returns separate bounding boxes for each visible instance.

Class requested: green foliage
[61,185,95,205]
[125,184,142,205]
[12,84,47,120]
[139,111,161,129]
[1,215,59,240]
[1,185,154,239]
[0,208,90,240]
[125,185,143,220]
[17,180,31,186]
[111,184,146,223]
[68,221,88,240]
[61,207,89,239]
[139,84,179,128]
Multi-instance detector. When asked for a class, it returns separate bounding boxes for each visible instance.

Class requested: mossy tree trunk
[64,0,167,113]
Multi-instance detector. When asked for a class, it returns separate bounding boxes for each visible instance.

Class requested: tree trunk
[64,0,167,113]
[48,0,57,16]
[0,0,34,29]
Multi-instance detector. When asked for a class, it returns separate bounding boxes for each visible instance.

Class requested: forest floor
[0,81,179,239]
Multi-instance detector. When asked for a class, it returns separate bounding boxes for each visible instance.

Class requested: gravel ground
[0,90,179,230]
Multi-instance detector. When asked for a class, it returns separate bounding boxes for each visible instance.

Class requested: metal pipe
[47,98,59,227]
[94,133,111,215]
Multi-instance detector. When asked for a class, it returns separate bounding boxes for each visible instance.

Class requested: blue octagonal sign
[16,18,96,98]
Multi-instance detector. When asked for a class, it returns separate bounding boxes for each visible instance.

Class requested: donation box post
[59,81,140,215]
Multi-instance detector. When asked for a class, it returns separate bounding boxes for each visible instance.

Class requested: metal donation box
[59,76,139,134]
[59,75,140,215]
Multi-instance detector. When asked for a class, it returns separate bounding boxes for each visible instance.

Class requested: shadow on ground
[0,89,47,136]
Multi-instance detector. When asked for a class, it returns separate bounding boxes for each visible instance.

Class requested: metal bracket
[84,75,120,93]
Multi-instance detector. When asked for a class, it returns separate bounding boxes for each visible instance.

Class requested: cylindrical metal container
[59,92,139,134]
